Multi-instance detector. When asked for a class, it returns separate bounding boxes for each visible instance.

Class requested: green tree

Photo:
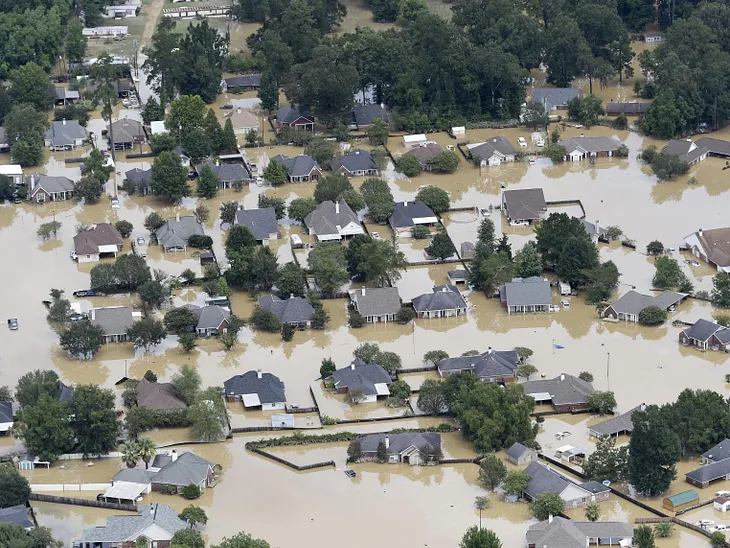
[137,437,158,469]
[314,174,355,204]
[651,153,689,180]
[47,289,72,325]
[119,441,140,468]
[459,526,502,548]
[653,521,674,538]
[545,16,592,86]
[0,523,63,547]
[503,469,531,496]
[258,194,286,219]
[74,176,104,204]
[429,151,460,173]
[423,350,449,366]
[474,495,490,529]
[152,151,190,202]
[226,225,257,255]
[556,236,599,287]
[712,273,730,308]
[115,220,133,239]
[220,202,239,225]
[397,155,423,177]
[142,18,181,107]
[180,506,208,529]
[10,63,55,110]
[65,17,87,64]
[189,387,227,442]
[523,101,549,130]
[212,532,272,548]
[417,379,447,415]
[711,531,726,548]
[12,393,74,463]
[633,525,656,548]
[516,363,538,380]
[250,306,282,332]
[638,305,668,325]
[652,256,690,291]
[71,385,121,458]
[5,103,47,167]
[646,241,664,256]
[532,492,566,520]
[471,251,514,293]
[172,364,202,406]
[197,165,220,198]
[258,71,279,111]
[277,262,306,298]
[144,212,166,233]
[478,454,507,490]
[309,242,348,294]
[320,358,336,379]
[584,501,601,521]
[588,391,617,415]
[139,280,168,312]
[367,119,389,146]
[513,242,543,278]
[0,464,31,508]
[37,221,62,241]
[359,178,395,223]
[579,371,594,383]
[142,98,165,125]
[264,159,289,184]
[567,95,605,127]
[426,232,456,260]
[304,138,337,168]
[127,318,167,352]
[376,440,387,462]
[628,405,680,496]
[171,528,205,548]
[415,185,450,213]
[349,238,407,286]
[176,21,228,102]
[180,333,198,352]
[90,54,121,162]
[220,118,239,153]
[288,197,317,222]
[166,95,207,142]
[583,437,628,483]
[59,321,105,359]
[15,370,60,408]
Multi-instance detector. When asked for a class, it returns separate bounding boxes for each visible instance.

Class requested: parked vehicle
[696,519,715,528]
[73,290,101,298]
[110,197,120,209]
[560,299,570,308]
[372,232,381,240]
[7,318,18,330]
[716,490,730,497]
[518,137,527,147]
[136,237,145,245]
[711,525,728,532]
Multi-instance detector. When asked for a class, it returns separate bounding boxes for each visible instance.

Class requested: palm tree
[654,521,674,538]
[584,501,601,522]
[137,437,157,469]
[474,496,490,529]
[119,441,140,468]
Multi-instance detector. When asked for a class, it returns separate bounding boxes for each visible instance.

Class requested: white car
[560,300,570,308]
[371,232,381,240]
[509,220,529,227]
[549,305,560,312]
[518,137,527,147]
[711,525,728,532]
[110,197,120,209]
[136,237,146,245]
[535,138,545,147]
[717,490,730,497]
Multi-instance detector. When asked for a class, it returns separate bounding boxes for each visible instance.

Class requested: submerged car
[7,318,18,330]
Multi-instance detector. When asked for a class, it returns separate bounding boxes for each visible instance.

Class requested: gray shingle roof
[44,120,86,147]
[331,149,378,173]
[136,379,187,410]
[151,453,213,487]
[0,505,32,529]
[579,481,611,494]
[532,87,579,111]
[404,143,444,166]
[234,208,278,241]
[607,290,685,316]
[304,200,360,237]
[58,381,74,403]
[526,517,633,548]
[389,200,437,228]
[109,118,145,145]
[502,188,546,221]
[196,162,250,182]
[55,87,80,101]
[687,457,730,484]
[73,223,123,255]
[76,503,187,542]
[349,287,401,317]
[606,102,650,115]
[89,306,134,336]
[0,401,12,423]
[589,405,643,437]
[662,139,708,164]
[332,359,392,395]
[683,319,727,343]
[501,277,552,307]
[559,137,622,154]
[696,137,730,156]
[702,438,730,463]
[193,305,230,330]
[155,216,204,249]
[112,468,154,484]
[277,105,314,125]
[273,154,320,178]
[351,104,387,128]
[524,461,574,498]
[223,370,285,403]
[30,175,75,196]
[437,349,518,378]
[412,284,467,313]
[224,74,261,88]
[125,168,152,191]
[468,136,516,161]
[258,295,314,324]
[523,374,594,406]
[505,442,530,460]
[357,432,441,454]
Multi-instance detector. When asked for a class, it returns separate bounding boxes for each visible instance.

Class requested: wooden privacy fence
[29,493,137,512]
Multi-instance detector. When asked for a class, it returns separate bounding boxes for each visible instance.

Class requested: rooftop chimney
[361,288,366,296]
[257,369,263,379]
[170,450,177,462]
[699,228,704,236]
[150,505,155,516]
[62,118,67,125]
[175,213,180,222]
[548,514,553,524]
[385,436,389,449]
[560,373,565,381]
[350,362,356,370]
[335,201,340,214]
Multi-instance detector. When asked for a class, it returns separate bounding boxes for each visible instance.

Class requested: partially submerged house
[44,119,86,150]
[150,452,215,493]
[272,154,322,183]
[304,199,364,241]
[602,290,686,323]
[412,284,467,319]
[155,215,205,252]
[466,136,517,166]
[663,490,699,512]
[222,74,261,91]
[185,304,231,336]
[501,188,546,225]
[136,378,187,410]
[0,505,33,531]
[701,438,730,464]
[687,457,730,489]
[506,442,536,466]
[332,359,392,403]
[28,175,76,204]
[0,164,22,186]
[196,163,250,189]
[555,445,587,463]
[89,306,137,344]
[388,200,438,235]
[258,295,314,328]
[523,461,605,507]
[72,223,123,263]
[523,373,595,413]
[354,433,441,465]
[348,287,402,323]
[532,87,579,112]
[499,277,552,314]
[108,118,146,150]
[276,105,314,131]
[684,227,730,272]
[695,137,730,159]
[331,149,379,177]
[100,468,154,505]
[605,101,651,115]
[436,348,518,383]
[223,108,259,136]
[0,401,13,434]
[224,370,286,410]
[402,143,444,171]
[558,137,623,161]
[526,516,633,548]
[588,404,645,439]
[125,167,152,195]
[234,207,279,244]
[348,104,388,130]
[662,139,708,165]
[679,319,730,351]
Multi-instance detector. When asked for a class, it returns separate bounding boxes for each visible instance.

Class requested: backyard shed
[663,490,699,512]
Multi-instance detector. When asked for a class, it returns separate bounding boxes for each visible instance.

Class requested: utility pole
[606,352,610,391]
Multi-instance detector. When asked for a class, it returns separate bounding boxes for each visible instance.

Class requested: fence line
[31,483,111,493]
[29,493,137,512]
[247,446,336,471]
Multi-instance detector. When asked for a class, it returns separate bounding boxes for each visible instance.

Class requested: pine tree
[219,118,238,153]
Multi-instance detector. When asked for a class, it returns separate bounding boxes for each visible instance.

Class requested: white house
[303,200,364,241]
[715,497,730,512]
[466,136,517,166]
[684,228,730,273]
[223,371,286,411]
[0,165,22,186]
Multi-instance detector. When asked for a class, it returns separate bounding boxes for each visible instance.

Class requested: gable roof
[89,306,134,336]
[532,87,579,110]
[30,175,75,197]
[662,139,708,164]
[682,319,727,343]
[702,438,730,463]
[331,149,378,173]
[0,505,33,529]
[136,379,187,410]
[467,136,516,160]
[73,223,123,255]
[223,108,259,131]
[234,208,278,241]
[112,468,155,484]
[665,489,699,506]
[332,359,392,395]
[412,284,467,313]
[195,305,230,330]
[589,404,644,437]
[389,200,437,228]
[348,287,401,317]
[273,154,321,178]
[224,74,261,88]
[196,163,250,182]
[0,401,12,423]
[351,104,387,128]
[277,105,314,125]
[526,517,632,548]
[437,349,518,378]
[125,168,152,190]
[696,137,730,156]
[304,199,360,236]
[155,216,204,249]
[607,290,685,316]
[55,87,80,101]
[223,370,286,403]
[559,136,622,154]
[500,276,552,307]
[357,432,441,455]
[45,120,86,146]
[404,143,444,165]
[76,503,187,542]
[58,380,74,403]
[506,442,531,460]
[524,461,576,499]
[606,101,650,115]
[686,227,730,268]
[258,295,314,324]
[109,118,145,145]
[151,452,213,487]
[523,374,595,406]
[502,188,546,221]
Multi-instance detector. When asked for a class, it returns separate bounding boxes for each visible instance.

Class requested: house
[602,290,686,323]
[44,119,86,150]
[108,118,146,150]
[82,26,128,38]
[452,126,466,138]
[558,137,623,161]
[55,87,80,106]
[72,223,124,263]
[222,74,261,91]
[695,137,730,159]
[73,503,186,548]
[332,359,392,403]
[104,0,141,18]
[606,101,651,116]
[679,319,730,351]
[234,208,279,243]
[136,379,187,410]
[348,104,388,130]
[506,442,536,465]
[523,462,598,508]
[0,165,23,186]
[223,370,286,410]
[258,295,314,328]
[663,490,699,512]
[185,304,231,336]
[402,143,444,171]
[150,452,215,493]
[303,199,364,241]
[89,306,136,344]
[125,167,152,195]
[645,33,662,42]
[687,458,730,489]
[173,146,191,168]
[555,445,587,463]
[331,149,379,177]
[223,108,259,136]
[0,505,33,531]
[532,87,579,111]
[499,277,552,314]
[701,439,730,464]
[589,404,646,438]
[466,136,517,166]
[276,105,315,130]
[580,219,603,242]
[436,348,518,382]
[155,215,205,252]
[0,401,13,434]
[100,468,154,505]
[501,188,546,224]
[195,163,250,189]
[715,497,730,512]
[461,241,475,260]
[388,200,438,234]
[526,516,633,548]
[684,227,730,272]
[348,287,402,323]
[662,139,708,165]
[272,154,322,183]
[447,270,469,285]
[523,373,595,413]
[354,433,441,465]
[403,134,428,148]
[412,284,467,319]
